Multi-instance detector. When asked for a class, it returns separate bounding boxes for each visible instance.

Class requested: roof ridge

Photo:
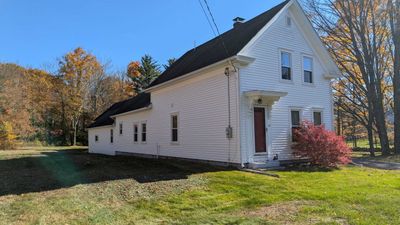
[149,0,290,88]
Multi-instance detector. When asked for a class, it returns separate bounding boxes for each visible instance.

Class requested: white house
[88,0,340,168]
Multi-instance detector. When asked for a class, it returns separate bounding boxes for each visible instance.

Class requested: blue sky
[0,0,282,71]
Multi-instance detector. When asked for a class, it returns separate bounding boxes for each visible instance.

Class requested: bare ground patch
[241,200,348,225]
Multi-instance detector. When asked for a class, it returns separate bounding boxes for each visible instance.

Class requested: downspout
[225,66,232,165]
[235,67,244,168]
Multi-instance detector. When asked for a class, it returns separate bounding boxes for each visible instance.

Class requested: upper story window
[291,110,301,142]
[171,114,179,143]
[286,16,292,27]
[119,123,123,135]
[133,124,138,143]
[141,122,147,143]
[313,111,322,126]
[303,56,313,83]
[95,135,99,142]
[110,129,114,144]
[281,51,292,80]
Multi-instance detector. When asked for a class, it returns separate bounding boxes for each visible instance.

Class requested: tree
[58,47,103,146]
[127,55,161,93]
[0,63,33,140]
[388,0,400,154]
[0,121,16,150]
[305,0,393,155]
[163,58,176,70]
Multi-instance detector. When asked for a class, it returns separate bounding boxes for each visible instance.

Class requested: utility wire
[198,0,217,37]
[202,0,230,58]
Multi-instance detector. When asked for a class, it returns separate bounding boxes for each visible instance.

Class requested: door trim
[253,107,267,154]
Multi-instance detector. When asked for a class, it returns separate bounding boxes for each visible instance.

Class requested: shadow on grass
[0,149,227,196]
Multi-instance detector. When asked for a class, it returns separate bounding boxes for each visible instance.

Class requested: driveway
[353,158,400,170]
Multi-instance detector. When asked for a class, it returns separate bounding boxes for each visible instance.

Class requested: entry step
[248,161,281,169]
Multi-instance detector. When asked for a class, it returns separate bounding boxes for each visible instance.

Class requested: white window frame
[279,49,294,83]
[302,55,314,85]
[170,112,179,144]
[133,123,139,143]
[119,122,123,135]
[289,108,302,142]
[312,110,323,126]
[141,121,147,144]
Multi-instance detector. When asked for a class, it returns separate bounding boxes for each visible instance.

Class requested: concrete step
[248,161,281,169]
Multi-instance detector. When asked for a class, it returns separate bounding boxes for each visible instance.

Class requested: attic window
[286,16,292,27]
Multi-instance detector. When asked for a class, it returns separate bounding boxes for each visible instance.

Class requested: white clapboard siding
[239,7,334,161]
[88,126,115,155]
[92,65,240,163]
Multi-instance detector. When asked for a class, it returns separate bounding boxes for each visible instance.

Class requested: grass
[1,147,400,224]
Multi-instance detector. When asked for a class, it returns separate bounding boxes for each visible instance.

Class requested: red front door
[254,107,266,153]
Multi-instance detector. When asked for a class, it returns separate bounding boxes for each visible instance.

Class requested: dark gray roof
[88,1,289,129]
[148,0,289,88]
[88,93,151,128]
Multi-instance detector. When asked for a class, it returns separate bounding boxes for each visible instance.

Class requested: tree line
[304,0,399,155]
[0,47,173,148]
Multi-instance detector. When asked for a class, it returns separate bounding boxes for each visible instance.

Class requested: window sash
[110,129,114,143]
[304,71,312,83]
[133,124,138,142]
[171,115,178,142]
[119,123,123,135]
[291,110,300,142]
[313,112,322,125]
[281,52,291,67]
[291,110,300,126]
[303,57,313,83]
[141,123,147,142]
[282,67,291,80]
[95,135,98,142]
[281,52,292,80]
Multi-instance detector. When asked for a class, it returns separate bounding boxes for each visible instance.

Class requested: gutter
[110,104,153,118]
[144,55,255,93]
[87,124,113,130]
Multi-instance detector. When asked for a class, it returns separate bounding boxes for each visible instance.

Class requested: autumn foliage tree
[292,121,352,168]
[305,0,395,155]
[58,47,103,146]
[127,55,161,93]
[0,121,16,150]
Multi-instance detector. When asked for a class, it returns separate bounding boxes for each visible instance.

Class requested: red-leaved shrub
[292,121,352,168]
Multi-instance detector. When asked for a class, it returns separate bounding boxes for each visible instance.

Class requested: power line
[203,0,222,36]
[202,0,230,57]
[198,0,217,37]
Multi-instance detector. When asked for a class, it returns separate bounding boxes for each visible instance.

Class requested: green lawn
[1,147,400,225]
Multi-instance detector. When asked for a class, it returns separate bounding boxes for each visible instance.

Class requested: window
[286,16,292,27]
[133,124,138,143]
[303,56,313,83]
[291,110,301,142]
[171,114,178,143]
[119,123,123,135]
[141,123,147,143]
[313,111,322,126]
[281,52,292,80]
[110,129,114,143]
[95,135,99,142]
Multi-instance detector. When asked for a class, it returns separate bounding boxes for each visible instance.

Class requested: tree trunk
[392,1,400,154]
[73,119,78,146]
[367,109,375,157]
